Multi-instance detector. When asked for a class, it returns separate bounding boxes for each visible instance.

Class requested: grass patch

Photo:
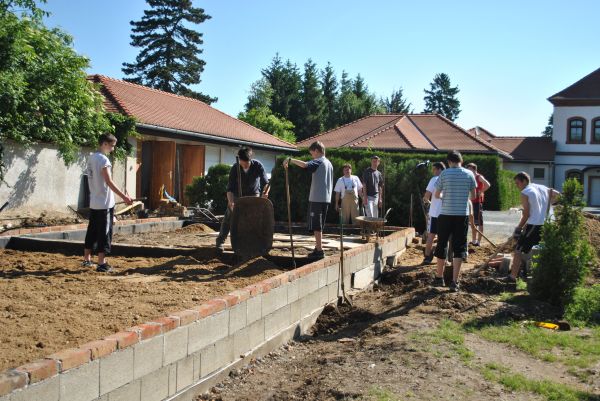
[470,323,600,368]
[516,278,527,291]
[367,386,400,401]
[421,320,473,363]
[481,363,600,401]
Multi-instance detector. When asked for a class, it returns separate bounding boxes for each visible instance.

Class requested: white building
[549,67,600,207]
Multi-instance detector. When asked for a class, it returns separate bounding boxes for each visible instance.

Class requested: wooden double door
[138,141,205,209]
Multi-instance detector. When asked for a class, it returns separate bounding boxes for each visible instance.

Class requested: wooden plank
[150,141,176,209]
[181,145,205,205]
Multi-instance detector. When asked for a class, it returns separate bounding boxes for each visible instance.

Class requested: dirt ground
[194,243,600,401]
[0,248,286,372]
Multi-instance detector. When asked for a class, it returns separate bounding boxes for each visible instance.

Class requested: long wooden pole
[236,156,243,198]
[284,163,296,269]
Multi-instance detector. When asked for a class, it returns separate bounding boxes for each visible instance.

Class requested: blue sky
[43,0,600,137]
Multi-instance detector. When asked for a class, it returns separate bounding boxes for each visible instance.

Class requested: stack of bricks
[0,227,415,401]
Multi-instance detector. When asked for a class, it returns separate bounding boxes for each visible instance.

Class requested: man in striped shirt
[433,151,477,292]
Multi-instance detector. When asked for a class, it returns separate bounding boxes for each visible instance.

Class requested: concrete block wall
[0,228,415,401]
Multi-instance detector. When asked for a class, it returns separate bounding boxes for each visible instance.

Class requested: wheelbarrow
[229,197,274,261]
[355,208,392,241]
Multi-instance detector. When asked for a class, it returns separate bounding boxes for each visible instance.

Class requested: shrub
[270,148,511,230]
[184,163,230,213]
[564,285,600,326]
[528,179,595,307]
[498,170,521,208]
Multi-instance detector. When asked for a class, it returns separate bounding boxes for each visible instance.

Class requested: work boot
[449,281,460,292]
[422,254,434,265]
[307,248,325,259]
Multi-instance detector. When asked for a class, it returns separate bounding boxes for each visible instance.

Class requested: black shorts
[472,202,483,226]
[434,214,469,259]
[84,208,114,254]
[307,202,329,232]
[428,216,439,235]
[516,224,542,253]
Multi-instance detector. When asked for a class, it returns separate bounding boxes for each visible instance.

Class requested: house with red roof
[297,113,511,158]
[547,67,600,206]
[91,75,297,208]
[468,126,555,187]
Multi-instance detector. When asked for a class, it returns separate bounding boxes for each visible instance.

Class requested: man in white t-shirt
[422,162,445,264]
[83,134,132,273]
[334,163,364,224]
[503,171,560,283]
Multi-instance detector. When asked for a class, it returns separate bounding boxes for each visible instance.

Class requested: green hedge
[498,169,522,209]
[269,148,516,231]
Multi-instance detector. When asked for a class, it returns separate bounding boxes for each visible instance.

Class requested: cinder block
[318,286,329,306]
[300,292,320,317]
[298,273,319,298]
[140,366,169,401]
[176,355,194,392]
[229,302,247,334]
[246,295,262,325]
[192,352,201,381]
[286,280,299,303]
[326,264,339,285]
[353,264,376,289]
[133,336,164,379]
[328,283,339,303]
[107,380,140,401]
[213,336,235,369]
[233,326,250,357]
[188,311,229,354]
[164,326,189,365]
[247,319,265,350]
[318,268,328,288]
[265,305,291,339]
[290,299,301,323]
[199,345,216,378]
[59,360,100,401]
[261,285,287,317]
[168,364,176,396]
[100,348,134,395]
[11,376,59,401]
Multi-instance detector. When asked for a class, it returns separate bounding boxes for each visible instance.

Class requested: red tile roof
[297,114,510,157]
[548,67,600,106]
[468,126,555,162]
[90,75,296,151]
[467,126,496,142]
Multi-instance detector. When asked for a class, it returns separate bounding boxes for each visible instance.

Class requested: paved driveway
[476,210,521,243]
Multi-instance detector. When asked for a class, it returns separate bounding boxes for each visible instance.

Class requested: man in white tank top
[504,172,560,282]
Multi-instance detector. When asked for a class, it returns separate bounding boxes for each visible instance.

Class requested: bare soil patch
[0,248,286,372]
[195,243,599,401]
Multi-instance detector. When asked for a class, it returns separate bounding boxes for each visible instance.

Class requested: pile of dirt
[175,223,215,234]
[585,215,600,258]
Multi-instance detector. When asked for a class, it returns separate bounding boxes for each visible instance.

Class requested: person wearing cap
[362,155,384,218]
[334,163,363,224]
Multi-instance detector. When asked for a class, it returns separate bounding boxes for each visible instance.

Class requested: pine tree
[244,78,273,111]
[384,88,412,114]
[542,114,553,138]
[121,0,216,104]
[352,74,368,99]
[423,73,461,121]
[297,59,325,140]
[261,55,302,129]
[321,62,338,130]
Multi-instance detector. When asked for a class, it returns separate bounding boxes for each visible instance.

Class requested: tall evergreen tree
[122,0,216,104]
[352,74,368,99]
[423,73,461,121]
[298,59,325,140]
[542,114,553,138]
[384,88,412,114]
[321,62,338,130]
[261,55,302,129]
[244,78,273,111]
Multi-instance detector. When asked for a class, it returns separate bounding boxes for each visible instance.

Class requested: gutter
[136,123,298,153]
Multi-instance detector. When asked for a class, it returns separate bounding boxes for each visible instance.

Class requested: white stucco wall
[0,141,133,215]
[503,161,552,187]
[203,144,280,178]
[553,105,600,152]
